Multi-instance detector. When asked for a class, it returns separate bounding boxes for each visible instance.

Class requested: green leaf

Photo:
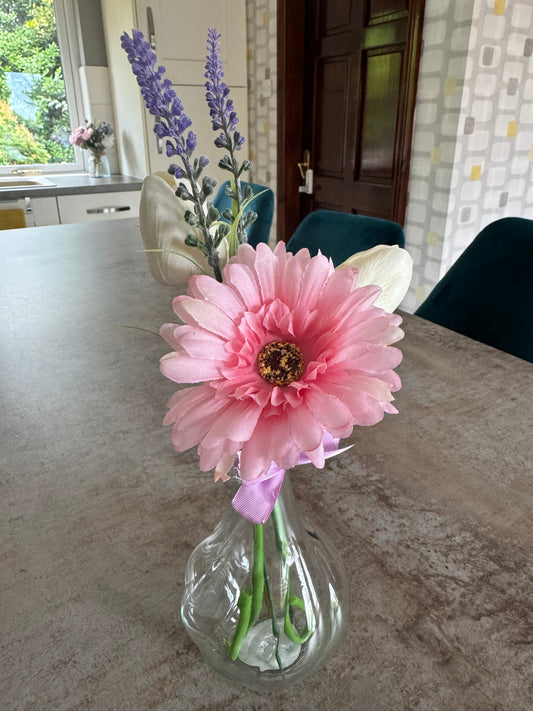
[223,188,269,256]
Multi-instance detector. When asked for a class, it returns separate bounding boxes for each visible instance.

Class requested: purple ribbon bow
[232,433,352,524]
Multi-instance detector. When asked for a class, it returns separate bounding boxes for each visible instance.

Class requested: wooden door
[278,0,425,241]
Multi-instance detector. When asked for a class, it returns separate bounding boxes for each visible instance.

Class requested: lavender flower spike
[205,28,244,148]
[121,29,193,160]
[205,28,253,245]
[121,29,223,282]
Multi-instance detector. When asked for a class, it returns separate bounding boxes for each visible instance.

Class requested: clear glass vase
[181,474,349,691]
[87,152,110,178]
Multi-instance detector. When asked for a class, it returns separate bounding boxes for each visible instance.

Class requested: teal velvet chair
[415,217,533,363]
[213,180,274,248]
[286,209,405,267]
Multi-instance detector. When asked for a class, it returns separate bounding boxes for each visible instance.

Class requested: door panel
[317,59,349,174]
[369,0,409,19]
[359,50,402,178]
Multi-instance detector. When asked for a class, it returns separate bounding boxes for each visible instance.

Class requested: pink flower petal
[319,381,393,426]
[276,248,307,308]
[287,404,324,454]
[173,296,237,340]
[201,399,262,449]
[160,351,222,382]
[320,265,358,305]
[215,453,236,481]
[160,322,180,348]
[344,344,403,373]
[304,386,354,438]
[224,263,261,310]
[188,274,245,318]
[253,242,278,302]
[177,325,228,361]
[296,252,333,310]
[165,385,227,451]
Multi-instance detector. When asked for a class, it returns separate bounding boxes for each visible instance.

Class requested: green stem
[249,524,265,627]
[263,562,283,670]
[227,497,314,666]
[272,500,289,557]
[272,498,314,645]
[182,157,223,282]
[228,589,252,660]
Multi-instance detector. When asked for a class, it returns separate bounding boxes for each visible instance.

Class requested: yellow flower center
[257,341,304,386]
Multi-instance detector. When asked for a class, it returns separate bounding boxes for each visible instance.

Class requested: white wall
[245,0,278,241]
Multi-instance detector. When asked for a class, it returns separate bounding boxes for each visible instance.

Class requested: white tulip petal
[139,173,227,286]
[337,245,413,313]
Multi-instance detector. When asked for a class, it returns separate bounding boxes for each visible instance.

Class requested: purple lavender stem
[204,27,250,243]
[121,29,222,281]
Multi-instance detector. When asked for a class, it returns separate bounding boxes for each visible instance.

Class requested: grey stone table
[1,219,532,711]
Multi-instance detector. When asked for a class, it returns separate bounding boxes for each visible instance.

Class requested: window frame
[0,0,86,175]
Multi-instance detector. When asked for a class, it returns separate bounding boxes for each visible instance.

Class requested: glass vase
[181,474,349,691]
[87,152,110,178]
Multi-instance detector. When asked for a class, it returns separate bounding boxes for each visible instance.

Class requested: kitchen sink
[0,176,56,189]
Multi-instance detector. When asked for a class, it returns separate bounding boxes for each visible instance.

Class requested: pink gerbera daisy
[160,241,404,481]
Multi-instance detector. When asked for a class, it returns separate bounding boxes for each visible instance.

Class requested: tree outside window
[0,0,75,166]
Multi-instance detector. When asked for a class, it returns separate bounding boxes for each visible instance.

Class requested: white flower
[139,172,228,286]
[337,244,413,312]
[102,134,115,150]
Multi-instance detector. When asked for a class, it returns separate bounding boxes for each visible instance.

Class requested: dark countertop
[0,219,532,710]
[0,173,143,200]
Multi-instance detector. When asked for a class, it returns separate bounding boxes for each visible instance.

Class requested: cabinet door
[135,0,247,86]
[57,192,141,224]
[29,197,60,226]
[136,0,249,184]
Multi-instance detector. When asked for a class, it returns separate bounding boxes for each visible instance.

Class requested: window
[0,0,84,172]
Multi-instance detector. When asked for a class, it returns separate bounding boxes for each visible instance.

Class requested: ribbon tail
[232,467,286,524]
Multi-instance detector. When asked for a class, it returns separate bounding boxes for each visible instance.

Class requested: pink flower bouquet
[122,27,412,686]
[69,120,114,156]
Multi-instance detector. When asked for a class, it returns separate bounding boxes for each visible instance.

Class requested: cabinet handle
[147,7,156,49]
[156,128,163,154]
[86,206,131,214]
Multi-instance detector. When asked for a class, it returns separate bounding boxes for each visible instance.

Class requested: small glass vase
[181,474,349,691]
[87,152,110,178]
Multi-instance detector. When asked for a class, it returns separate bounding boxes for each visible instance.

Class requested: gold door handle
[298,149,310,180]
[298,150,313,194]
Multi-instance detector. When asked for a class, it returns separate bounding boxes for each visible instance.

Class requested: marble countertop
[0,219,532,710]
[0,173,142,200]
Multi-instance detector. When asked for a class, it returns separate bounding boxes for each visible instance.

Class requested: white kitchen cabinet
[101,0,248,185]
[0,196,60,227]
[57,191,141,224]
[30,197,60,226]
[134,0,247,87]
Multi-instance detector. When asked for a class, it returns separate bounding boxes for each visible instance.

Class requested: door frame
[277,0,307,243]
[277,0,426,243]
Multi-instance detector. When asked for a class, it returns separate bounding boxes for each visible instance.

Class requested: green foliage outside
[0,97,50,163]
[0,0,75,165]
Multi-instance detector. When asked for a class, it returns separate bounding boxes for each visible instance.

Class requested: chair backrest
[415,217,533,363]
[212,180,275,248]
[286,209,405,266]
